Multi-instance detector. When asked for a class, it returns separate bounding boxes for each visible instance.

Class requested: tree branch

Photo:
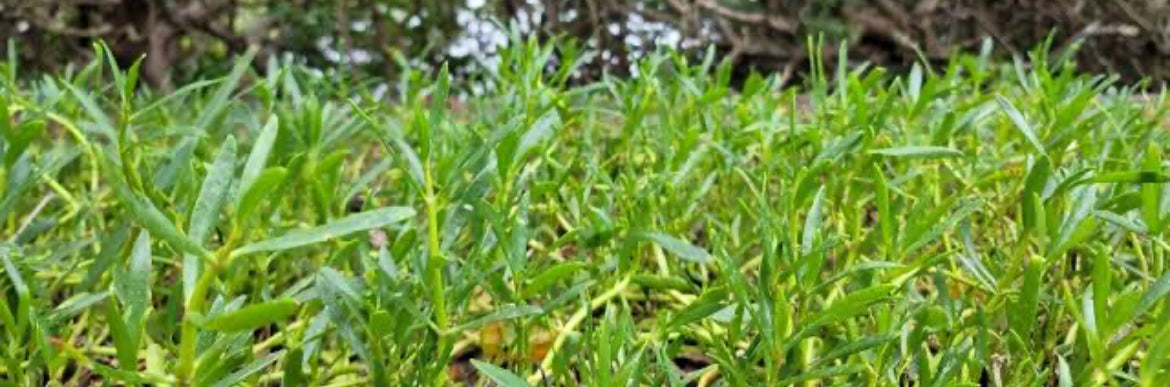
[695,0,795,33]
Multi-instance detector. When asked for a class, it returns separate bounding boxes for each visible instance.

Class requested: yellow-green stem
[528,275,630,384]
[423,163,449,386]
[175,260,218,384]
[175,230,239,385]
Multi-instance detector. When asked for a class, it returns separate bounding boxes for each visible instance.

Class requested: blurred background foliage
[3,0,1170,88]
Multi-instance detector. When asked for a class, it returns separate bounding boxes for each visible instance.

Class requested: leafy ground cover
[2,39,1170,386]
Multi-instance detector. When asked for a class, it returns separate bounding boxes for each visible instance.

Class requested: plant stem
[175,230,239,385]
[423,161,449,386]
[528,275,630,384]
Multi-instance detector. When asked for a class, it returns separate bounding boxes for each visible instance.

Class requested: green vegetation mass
[2,39,1170,386]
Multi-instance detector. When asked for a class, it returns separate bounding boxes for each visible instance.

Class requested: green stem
[423,162,449,386]
[528,275,630,384]
[175,261,218,384]
[176,230,239,385]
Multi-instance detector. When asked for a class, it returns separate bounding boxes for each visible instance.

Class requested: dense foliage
[2,39,1170,386]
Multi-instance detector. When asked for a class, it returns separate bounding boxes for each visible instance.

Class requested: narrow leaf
[210,350,285,387]
[1134,272,1170,320]
[1143,144,1165,233]
[112,180,209,261]
[996,95,1045,154]
[640,232,710,264]
[454,305,543,332]
[115,231,152,348]
[471,359,533,387]
[1010,255,1042,338]
[803,185,827,254]
[237,115,279,204]
[1022,156,1051,235]
[202,299,300,332]
[524,262,587,297]
[1051,185,1097,255]
[185,136,236,299]
[49,292,109,322]
[1088,171,1170,184]
[668,286,730,330]
[190,136,237,243]
[235,167,288,223]
[231,207,415,258]
[196,47,258,131]
[517,109,560,156]
[868,146,963,159]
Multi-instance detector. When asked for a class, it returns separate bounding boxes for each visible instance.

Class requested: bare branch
[695,0,795,33]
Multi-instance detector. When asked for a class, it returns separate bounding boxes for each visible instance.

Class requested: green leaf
[811,334,896,367]
[185,136,236,299]
[808,285,895,327]
[470,359,532,387]
[82,224,130,289]
[1022,156,1051,234]
[1141,324,1170,387]
[1134,272,1170,320]
[231,206,415,258]
[282,347,306,387]
[1093,210,1145,235]
[1030,192,1048,237]
[377,244,397,278]
[640,232,710,264]
[32,313,61,373]
[4,245,30,298]
[343,158,391,205]
[115,231,152,348]
[905,197,982,254]
[1080,287,1105,362]
[630,274,692,291]
[112,177,210,261]
[62,81,115,138]
[1088,171,1170,184]
[523,262,587,298]
[776,365,865,385]
[996,95,1045,154]
[392,137,425,188]
[957,222,997,290]
[1010,255,1043,338]
[90,362,168,385]
[237,115,279,205]
[785,284,895,351]
[668,286,729,331]
[104,299,136,371]
[518,109,561,157]
[123,56,143,102]
[454,304,543,332]
[48,291,109,322]
[428,62,450,133]
[190,136,237,243]
[867,146,963,159]
[210,349,285,387]
[802,185,827,254]
[1057,355,1075,387]
[202,299,299,332]
[0,155,32,221]
[1143,144,1165,233]
[2,120,45,168]
[873,163,894,252]
[235,167,288,223]
[0,94,9,138]
[98,41,125,95]
[131,79,222,121]
[196,46,258,132]
[1050,185,1097,256]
